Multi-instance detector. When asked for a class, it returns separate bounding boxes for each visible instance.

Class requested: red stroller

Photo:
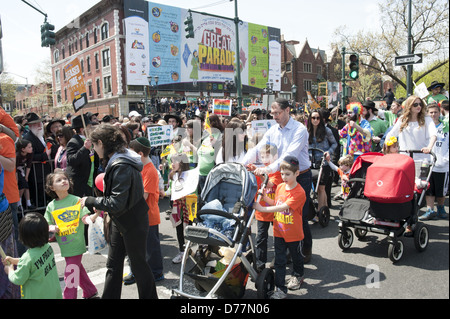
[337,151,434,263]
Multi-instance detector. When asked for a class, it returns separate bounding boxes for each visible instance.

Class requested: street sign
[395,53,423,66]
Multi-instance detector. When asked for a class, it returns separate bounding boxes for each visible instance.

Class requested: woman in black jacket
[81,124,157,299]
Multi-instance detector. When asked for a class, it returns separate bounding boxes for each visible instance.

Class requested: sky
[0,0,382,85]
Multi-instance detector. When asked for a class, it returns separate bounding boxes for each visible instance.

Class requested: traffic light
[348,54,359,80]
[41,22,56,47]
[184,14,194,39]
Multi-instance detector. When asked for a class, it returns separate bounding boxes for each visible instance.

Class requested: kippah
[135,137,151,148]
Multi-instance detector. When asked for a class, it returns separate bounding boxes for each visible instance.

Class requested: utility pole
[406,0,413,96]
[233,0,243,113]
[341,47,347,112]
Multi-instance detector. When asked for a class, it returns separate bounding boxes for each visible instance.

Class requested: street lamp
[291,84,297,107]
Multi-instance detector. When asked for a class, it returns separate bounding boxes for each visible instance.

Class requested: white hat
[129,111,141,118]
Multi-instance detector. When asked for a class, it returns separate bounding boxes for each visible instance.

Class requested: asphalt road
[51,185,449,300]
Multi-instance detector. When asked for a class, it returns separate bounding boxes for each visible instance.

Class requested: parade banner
[51,201,82,236]
[64,57,87,112]
[124,0,150,86]
[124,0,281,92]
[213,99,232,116]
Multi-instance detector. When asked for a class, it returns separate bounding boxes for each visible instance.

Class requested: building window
[101,23,109,40]
[317,65,322,75]
[284,77,288,84]
[79,38,83,50]
[102,49,110,67]
[85,32,89,47]
[304,79,312,92]
[88,82,93,97]
[56,90,61,103]
[94,28,98,44]
[96,78,101,96]
[64,88,67,101]
[80,59,84,74]
[303,63,312,73]
[103,76,112,93]
[62,47,65,59]
[95,53,99,70]
[87,56,91,73]
[55,69,60,84]
[54,50,60,63]
[286,63,292,72]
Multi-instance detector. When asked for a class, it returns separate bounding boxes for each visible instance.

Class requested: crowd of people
[0,80,449,299]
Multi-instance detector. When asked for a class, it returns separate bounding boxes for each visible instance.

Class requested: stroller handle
[400,150,437,164]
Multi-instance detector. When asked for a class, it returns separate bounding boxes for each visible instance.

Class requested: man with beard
[23,113,52,210]
[339,102,373,159]
[45,118,66,159]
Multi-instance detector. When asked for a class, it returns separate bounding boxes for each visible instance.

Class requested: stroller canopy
[201,163,257,208]
[364,154,415,204]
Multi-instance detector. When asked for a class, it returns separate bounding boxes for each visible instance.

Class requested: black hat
[427,81,445,91]
[101,115,113,123]
[85,112,99,120]
[164,114,183,127]
[46,118,66,134]
[152,114,162,122]
[25,112,44,124]
[71,114,91,129]
[362,100,377,111]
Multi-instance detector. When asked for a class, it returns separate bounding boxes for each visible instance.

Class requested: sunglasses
[311,117,320,120]
[412,102,422,108]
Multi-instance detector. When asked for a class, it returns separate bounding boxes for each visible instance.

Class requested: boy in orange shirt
[248,144,283,270]
[127,137,164,284]
[254,156,306,299]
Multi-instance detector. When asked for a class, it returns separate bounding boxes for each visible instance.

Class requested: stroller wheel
[355,228,368,239]
[318,206,330,227]
[413,223,429,252]
[338,228,354,250]
[256,268,274,299]
[388,239,404,263]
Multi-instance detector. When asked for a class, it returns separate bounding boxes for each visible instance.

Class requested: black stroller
[172,163,275,299]
[308,148,331,227]
[337,151,433,263]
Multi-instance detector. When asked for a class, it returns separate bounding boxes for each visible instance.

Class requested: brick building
[279,37,328,104]
[51,0,127,119]
[15,83,52,115]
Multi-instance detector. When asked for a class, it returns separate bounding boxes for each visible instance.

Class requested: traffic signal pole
[341,47,347,112]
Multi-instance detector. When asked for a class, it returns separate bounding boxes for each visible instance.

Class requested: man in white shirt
[243,98,313,262]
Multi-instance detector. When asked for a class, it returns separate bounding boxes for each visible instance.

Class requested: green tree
[333,0,449,91]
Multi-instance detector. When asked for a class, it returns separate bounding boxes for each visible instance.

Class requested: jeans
[63,254,98,299]
[274,237,304,293]
[297,169,312,251]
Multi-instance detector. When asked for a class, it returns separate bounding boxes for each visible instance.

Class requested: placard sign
[148,125,173,147]
[64,57,88,112]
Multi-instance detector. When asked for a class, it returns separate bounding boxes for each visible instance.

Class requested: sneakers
[437,206,448,219]
[287,275,304,290]
[419,209,437,221]
[123,273,135,285]
[268,288,287,299]
[172,251,184,264]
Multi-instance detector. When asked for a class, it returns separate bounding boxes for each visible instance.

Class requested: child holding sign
[44,169,99,299]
